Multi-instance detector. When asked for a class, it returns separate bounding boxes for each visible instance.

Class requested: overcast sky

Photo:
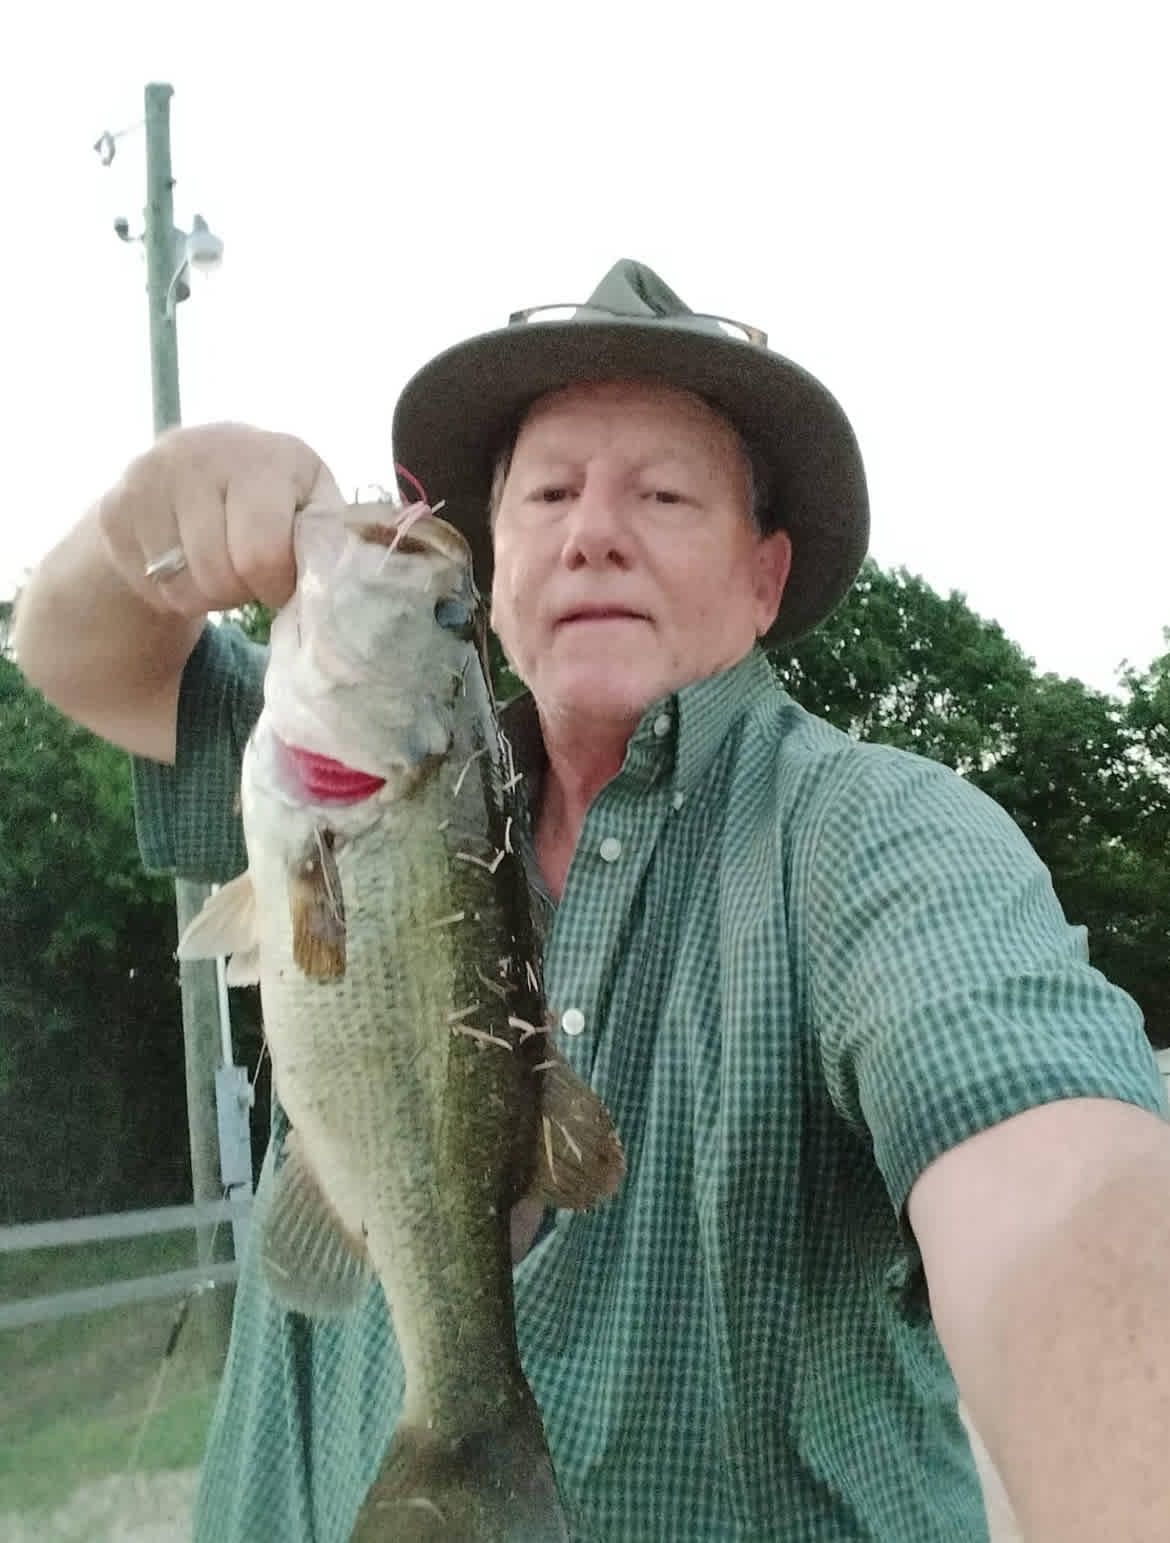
[3,1,1166,693]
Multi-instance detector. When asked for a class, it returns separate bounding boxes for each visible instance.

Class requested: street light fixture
[165,214,226,317]
[99,124,224,317]
[108,209,225,315]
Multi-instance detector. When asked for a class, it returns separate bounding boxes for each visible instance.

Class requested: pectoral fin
[290,832,346,979]
[175,871,258,965]
[529,1051,625,1210]
[260,1129,372,1315]
[224,947,261,988]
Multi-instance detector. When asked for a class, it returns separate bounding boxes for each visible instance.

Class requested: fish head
[258,502,489,805]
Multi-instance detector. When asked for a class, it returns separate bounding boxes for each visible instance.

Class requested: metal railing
[0,1195,252,1330]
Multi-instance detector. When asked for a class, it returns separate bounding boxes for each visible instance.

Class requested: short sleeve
[807,746,1168,1220]
[131,621,267,882]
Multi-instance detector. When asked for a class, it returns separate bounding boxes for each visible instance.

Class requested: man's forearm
[951,1150,1170,1541]
[13,509,201,760]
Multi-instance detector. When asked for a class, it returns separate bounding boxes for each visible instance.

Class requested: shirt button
[671,792,685,810]
[560,1007,586,1036]
[652,713,671,738]
[598,836,623,863]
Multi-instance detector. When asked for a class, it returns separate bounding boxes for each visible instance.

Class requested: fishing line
[121,1215,227,1480]
[121,1030,268,1485]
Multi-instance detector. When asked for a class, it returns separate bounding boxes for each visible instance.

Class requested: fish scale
[251,757,539,1417]
[178,504,623,1541]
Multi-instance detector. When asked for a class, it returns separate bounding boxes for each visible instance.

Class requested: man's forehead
[514,379,740,459]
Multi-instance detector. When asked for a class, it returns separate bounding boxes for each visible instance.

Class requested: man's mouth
[556,607,649,626]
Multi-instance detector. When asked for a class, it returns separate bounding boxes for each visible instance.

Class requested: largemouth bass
[178,503,623,1542]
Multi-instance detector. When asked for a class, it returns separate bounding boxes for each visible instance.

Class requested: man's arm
[13,423,341,761]
[909,1095,1170,1541]
[13,506,204,762]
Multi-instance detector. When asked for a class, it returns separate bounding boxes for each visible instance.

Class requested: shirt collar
[499,645,779,800]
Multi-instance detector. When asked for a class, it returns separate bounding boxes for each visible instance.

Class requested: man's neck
[532,712,633,900]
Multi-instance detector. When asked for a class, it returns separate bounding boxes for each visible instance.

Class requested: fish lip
[271,734,388,805]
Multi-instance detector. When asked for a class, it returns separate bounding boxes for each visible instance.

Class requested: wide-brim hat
[391,259,868,644]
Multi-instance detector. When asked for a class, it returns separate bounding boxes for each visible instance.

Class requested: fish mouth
[273,735,387,805]
[350,509,472,567]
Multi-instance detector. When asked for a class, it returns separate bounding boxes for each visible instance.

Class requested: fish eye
[434,595,476,640]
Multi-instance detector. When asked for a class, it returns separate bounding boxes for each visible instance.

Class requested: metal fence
[0,1195,252,1331]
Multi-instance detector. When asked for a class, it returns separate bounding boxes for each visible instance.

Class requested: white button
[652,713,671,738]
[671,791,685,811]
[598,836,623,863]
[560,1007,586,1036]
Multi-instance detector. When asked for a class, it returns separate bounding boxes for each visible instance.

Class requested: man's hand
[97,421,345,618]
[14,422,344,761]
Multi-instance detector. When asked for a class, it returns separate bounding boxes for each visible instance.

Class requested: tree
[0,647,188,1221]
[770,560,1037,771]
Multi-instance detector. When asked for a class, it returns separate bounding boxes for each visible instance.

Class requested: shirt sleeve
[130,621,268,882]
[807,744,1168,1222]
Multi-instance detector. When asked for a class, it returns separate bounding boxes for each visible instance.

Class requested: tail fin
[351,1410,570,1543]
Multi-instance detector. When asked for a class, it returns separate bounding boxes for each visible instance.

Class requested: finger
[223,474,298,610]
[260,429,346,513]
[99,425,342,617]
[95,464,196,617]
[140,548,207,617]
[224,436,346,608]
[166,481,255,614]
[140,426,306,615]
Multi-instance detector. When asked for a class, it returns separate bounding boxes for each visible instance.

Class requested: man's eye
[648,489,684,505]
[536,487,570,504]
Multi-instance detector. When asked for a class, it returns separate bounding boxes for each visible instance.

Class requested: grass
[0,1230,230,1515]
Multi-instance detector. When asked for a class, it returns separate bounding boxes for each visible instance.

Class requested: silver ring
[143,545,188,583]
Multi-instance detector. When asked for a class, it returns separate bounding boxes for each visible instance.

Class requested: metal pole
[142,81,233,1365]
[143,84,181,437]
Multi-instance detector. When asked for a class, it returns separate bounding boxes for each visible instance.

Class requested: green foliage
[227,601,274,645]
[1121,633,1170,798]
[0,654,188,1222]
[487,630,525,703]
[771,561,1037,771]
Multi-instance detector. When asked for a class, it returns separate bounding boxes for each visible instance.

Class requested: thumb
[300,453,347,513]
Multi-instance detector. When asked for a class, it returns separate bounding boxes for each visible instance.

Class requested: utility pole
[143,85,182,434]
[142,82,233,1365]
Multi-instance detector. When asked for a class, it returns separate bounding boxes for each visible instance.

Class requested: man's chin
[536,667,664,731]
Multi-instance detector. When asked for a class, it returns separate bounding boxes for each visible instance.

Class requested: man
[14,260,1170,1542]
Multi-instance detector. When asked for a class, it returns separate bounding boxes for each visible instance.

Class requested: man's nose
[560,485,631,569]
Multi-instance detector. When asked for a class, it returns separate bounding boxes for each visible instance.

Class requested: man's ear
[753,528,793,637]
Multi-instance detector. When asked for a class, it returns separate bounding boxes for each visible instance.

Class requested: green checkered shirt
[133,624,1166,1542]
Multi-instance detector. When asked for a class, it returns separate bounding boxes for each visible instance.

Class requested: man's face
[490,382,791,728]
